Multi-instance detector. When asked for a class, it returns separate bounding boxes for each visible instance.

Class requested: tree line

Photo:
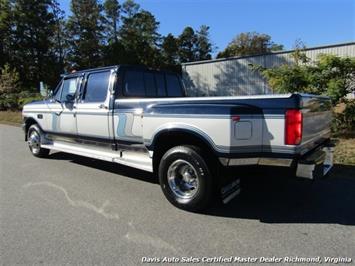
[0,0,285,92]
[0,0,216,91]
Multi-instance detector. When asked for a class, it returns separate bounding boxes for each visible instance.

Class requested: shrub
[0,65,43,111]
[254,53,355,104]
[18,94,43,109]
[332,100,355,136]
[253,51,355,135]
[0,64,21,110]
[0,94,19,110]
[0,64,20,95]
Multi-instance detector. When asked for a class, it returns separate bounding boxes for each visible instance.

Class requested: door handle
[99,104,108,109]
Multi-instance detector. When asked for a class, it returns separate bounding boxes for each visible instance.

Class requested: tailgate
[299,95,332,155]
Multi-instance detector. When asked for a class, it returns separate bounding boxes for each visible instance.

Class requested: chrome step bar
[41,142,153,172]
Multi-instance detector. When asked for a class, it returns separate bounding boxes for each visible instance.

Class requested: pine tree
[121,0,139,19]
[178,27,197,63]
[11,0,57,89]
[119,8,161,67]
[67,0,105,69]
[103,0,120,43]
[0,0,12,68]
[196,25,212,60]
[162,33,179,66]
[47,0,68,85]
[50,0,67,66]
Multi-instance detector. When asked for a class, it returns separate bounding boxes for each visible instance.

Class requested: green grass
[0,111,22,125]
[1,111,354,165]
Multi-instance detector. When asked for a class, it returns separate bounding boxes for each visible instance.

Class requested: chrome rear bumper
[219,142,334,180]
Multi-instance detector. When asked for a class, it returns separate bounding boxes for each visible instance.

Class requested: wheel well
[24,118,38,141]
[152,131,218,174]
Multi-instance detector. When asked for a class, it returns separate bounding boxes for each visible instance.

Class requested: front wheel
[158,146,215,211]
[27,124,50,158]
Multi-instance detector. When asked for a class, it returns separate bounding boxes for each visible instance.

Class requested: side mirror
[47,89,53,98]
[66,94,75,102]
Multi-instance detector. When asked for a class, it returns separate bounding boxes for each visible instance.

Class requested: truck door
[48,76,80,135]
[75,70,113,142]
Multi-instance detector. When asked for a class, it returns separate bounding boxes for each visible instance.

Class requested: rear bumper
[219,141,334,180]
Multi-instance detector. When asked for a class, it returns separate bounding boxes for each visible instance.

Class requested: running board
[41,142,153,172]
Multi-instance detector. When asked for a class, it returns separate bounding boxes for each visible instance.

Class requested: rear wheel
[27,124,50,158]
[158,145,215,211]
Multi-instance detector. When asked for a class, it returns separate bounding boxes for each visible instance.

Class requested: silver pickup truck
[22,65,334,211]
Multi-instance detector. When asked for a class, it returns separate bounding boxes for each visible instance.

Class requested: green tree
[162,34,179,66]
[178,27,197,63]
[104,0,120,43]
[47,0,68,86]
[121,0,139,18]
[50,1,67,65]
[0,0,12,68]
[217,32,283,58]
[67,0,105,69]
[10,0,58,89]
[195,25,212,60]
[119,9,161,67]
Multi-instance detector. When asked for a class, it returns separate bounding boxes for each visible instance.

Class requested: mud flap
[296,145,334,180]
[221,178,241,204]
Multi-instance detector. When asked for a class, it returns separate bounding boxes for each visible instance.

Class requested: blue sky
[58,0,355,55]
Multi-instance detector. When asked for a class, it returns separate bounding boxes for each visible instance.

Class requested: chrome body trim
[221,157,293,167]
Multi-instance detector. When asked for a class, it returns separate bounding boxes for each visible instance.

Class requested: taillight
[285,109,302,145]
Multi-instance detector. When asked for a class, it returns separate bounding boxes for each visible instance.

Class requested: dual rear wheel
[158,146,215,211]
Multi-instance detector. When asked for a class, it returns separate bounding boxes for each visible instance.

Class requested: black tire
[27,124,50,158]
[158,145,215,211]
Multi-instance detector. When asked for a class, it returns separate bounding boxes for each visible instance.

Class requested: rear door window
[124,70,145,97]
[83,71,110,103]
[144,72,156,97]
[166,74,183,97]
[155,73,166,96]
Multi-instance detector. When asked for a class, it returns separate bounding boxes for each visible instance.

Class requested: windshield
[52,79,63,100]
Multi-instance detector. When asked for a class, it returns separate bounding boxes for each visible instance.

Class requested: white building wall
[182,42,355,96]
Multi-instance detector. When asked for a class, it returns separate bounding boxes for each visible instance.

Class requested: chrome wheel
[167,159,199,199]
[28,130,40,154]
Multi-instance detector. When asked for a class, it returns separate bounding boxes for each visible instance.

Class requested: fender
[146,123,218,154]
[23,116,44,141]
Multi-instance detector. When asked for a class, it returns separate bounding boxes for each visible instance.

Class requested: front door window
[61,78,78,103]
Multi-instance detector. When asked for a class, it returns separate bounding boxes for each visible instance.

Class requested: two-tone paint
[22,65,332,173]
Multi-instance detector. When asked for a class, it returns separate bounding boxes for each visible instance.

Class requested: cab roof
[61,65,156,78]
